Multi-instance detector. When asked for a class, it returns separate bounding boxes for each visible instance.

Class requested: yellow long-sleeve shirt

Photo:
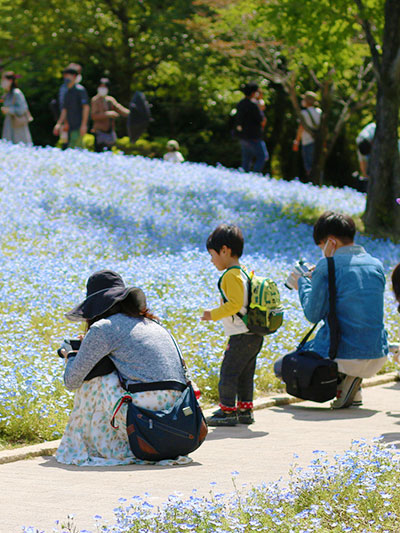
[210,267,249,336]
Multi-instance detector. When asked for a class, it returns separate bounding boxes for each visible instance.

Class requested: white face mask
[98,87,108,97]
[321,238,336,258]
[1,79,11,90]
[76,74,82,84]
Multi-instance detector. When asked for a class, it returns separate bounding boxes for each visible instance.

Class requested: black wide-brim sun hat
[66,269,146,322]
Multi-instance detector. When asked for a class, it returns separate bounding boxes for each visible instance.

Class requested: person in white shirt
[292,91,322,177]
[163,139,184,163]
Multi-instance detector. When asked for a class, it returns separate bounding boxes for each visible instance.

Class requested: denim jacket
[298,245,388,359]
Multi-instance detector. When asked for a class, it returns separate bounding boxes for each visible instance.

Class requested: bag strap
[327,256,340,360]
[304,108,318,133]
[297,322,319,349]
[297,256,339,359]
[117,320,189,393]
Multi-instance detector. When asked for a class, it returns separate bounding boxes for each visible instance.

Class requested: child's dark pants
[219,333,263,409]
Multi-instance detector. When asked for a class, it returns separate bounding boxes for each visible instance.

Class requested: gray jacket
[64,314,186,390]
[2,89,32,145]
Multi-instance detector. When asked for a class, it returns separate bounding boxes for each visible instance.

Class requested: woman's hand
[60,348,78,361]
[1,106,10,115]
[201,310,212,321]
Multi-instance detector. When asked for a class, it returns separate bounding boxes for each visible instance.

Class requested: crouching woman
[275,211,388,408]
[56,270,189,466]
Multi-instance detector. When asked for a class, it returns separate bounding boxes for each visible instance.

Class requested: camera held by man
[285,260,314,290]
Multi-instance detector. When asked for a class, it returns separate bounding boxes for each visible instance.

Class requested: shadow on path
[39,455,203,472]
[206,428,268,441]
[379,432,400,446]
[270,404,378,422]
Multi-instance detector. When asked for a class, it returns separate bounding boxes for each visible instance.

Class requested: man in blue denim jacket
[277,211,388,408]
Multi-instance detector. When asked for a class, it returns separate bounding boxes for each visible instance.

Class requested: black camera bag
[281,257,339,403]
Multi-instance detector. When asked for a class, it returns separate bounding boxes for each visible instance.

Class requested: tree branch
[354,0,382,77]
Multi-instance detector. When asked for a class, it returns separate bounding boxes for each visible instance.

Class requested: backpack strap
[217,266,251,323]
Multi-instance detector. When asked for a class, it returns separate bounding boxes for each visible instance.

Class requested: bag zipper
[144,416,194,439]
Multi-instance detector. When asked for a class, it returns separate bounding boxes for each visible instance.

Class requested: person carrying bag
[274,211,388,409]
[111,328,208,462]
[57,269,206,466]
[280,257,339,403]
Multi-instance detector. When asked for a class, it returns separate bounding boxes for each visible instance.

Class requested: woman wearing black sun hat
[56,269,189,466]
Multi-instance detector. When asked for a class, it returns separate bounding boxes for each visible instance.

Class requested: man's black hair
[241,82,259,97]
[358,139,372,156]
[313,211,356,245]
[206,224,244,257]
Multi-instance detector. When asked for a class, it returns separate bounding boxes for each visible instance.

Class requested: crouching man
[275,211,388,408]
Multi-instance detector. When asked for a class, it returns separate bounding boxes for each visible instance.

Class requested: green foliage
[0,0,385,180]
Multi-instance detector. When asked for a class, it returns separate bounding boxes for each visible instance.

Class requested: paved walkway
[1,380,400,533]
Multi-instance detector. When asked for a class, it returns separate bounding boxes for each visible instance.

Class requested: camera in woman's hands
[57,339,81,358]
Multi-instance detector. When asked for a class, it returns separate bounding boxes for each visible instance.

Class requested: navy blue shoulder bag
[110,327,208,461]
[281,257,339,403]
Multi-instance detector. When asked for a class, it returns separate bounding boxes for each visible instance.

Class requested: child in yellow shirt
[202,224,263,426]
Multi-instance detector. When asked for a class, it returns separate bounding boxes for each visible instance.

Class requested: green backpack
[218,266,284,336]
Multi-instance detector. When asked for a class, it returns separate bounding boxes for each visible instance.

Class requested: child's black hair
[313,211,356,245]
[206,224,244,257]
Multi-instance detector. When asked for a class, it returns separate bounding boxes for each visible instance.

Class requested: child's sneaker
[238,409,254,425]
[206,408,238,426]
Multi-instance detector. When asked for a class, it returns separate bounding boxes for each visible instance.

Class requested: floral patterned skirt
[56,372,192,466]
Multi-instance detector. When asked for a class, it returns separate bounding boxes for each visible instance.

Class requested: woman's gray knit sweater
[64,314,186,390]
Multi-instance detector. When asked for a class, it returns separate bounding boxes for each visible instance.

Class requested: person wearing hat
[1,71,32,144]
[163,139,184,163]
[56,270,188,466]
[91,78,130,153]
[53,65,89,149]
[292,91,322,177]
[235,82,269,173]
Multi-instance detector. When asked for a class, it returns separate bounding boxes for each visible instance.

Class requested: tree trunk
[309,80,333,186]
[363,85,400,237]
[362,0,400,239]
[310,131,326,186]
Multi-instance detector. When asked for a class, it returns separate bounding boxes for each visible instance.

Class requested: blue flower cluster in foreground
[23,440,400,532]
[0,141,399,439]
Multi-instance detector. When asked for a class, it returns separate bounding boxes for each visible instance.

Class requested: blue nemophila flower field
[23,440,400,532]
[0,141,399,442]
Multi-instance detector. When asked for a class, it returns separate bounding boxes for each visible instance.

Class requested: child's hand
[201,310,212,321]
